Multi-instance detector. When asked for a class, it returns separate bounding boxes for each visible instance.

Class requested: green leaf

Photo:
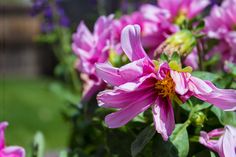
[152,124,189,157]
[131,125,156,157]
[211,106,236,127]
[169,124,189,157]
[195,102,211,111]
[32,132,45,157]
[192,71,221,82]
[171,52,181,63]
[160,53,169,61]
[210,151,217,157]
[152,134,178,157]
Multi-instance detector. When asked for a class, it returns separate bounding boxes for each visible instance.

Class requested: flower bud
[109,49,129,67]
[155,30,197,58]
[190,112,206,127]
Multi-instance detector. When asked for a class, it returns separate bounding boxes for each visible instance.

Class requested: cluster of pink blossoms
[72,0,213,101]
[72,0,236,156]
[0,122,25,157]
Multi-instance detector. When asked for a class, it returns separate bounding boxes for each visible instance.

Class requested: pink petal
[199,131,220,153]
[105,91,156,128]
[194,81,236,111]
[121,25,147,61]
[156,62,170,80]
[222,126,236,157]
[188,76,213,95]
[188,0,210,18]
[97,76,157,108]
[72,21,93,52]
[152,97,175,141]
[95,63,127,86]
[170,71,189,95]
[159,0,181,18]
[0,146,25,157]
[94,15,114,37]
[0,122,8,149]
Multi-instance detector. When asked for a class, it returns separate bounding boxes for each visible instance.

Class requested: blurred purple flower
[31,0,49,16]
[31,0,70,33]
[72,15,114,101]
[205,0,236,67]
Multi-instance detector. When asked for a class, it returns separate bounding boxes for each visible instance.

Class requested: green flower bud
[156,30,197,58]
[109,49,129,67]
[190,111,206,127]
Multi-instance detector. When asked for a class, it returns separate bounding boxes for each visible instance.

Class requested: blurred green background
[0,78,70,150]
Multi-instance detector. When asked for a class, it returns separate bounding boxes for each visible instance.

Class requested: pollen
[155,73,175,98]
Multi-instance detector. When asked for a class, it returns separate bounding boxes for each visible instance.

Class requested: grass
[0,78,74,152]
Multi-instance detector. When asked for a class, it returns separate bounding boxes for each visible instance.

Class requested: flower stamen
[155,73,175,98]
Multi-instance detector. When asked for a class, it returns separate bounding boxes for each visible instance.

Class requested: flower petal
[97,75,157,108]
[104,91,156,128]
[222,126,236,157]
[194,81,236,111]
[152,97,175,141]
[95,63,127,86]
[170,71,189,95]
[0,146,25,157]
[121,25,147,61]
[72,21,93,52]
[0,122,8,149]
[199,131,220,153]
[188,76,213,95]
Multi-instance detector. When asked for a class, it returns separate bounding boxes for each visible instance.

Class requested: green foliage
[169,124,189,157]
[211,106,236,127]
[191,71,221,82]
[131,125,156,157]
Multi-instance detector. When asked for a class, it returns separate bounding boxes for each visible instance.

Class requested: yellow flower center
[155,73,175,98]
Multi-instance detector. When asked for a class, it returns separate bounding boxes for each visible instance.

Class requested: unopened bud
[109,50,129,67]
[155,30,197,58]
[190,112,206,127]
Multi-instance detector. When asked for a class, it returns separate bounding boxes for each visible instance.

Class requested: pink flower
[205,0,236,66]
[0,122,25,157]
[72,15,113,101]
[112,4,176,53]
[199,125,236,157]
[159,0,210,22]
[96,25,236,140]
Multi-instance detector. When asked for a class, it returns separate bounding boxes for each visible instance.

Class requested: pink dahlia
[205,0,236,66]
[72,15,114,101]
[200,125,236,157]
[96,25,236,140]
[0,122,25,157]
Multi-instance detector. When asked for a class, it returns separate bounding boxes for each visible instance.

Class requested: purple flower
[31,0,48,16]
[72,15,114,101]
[0,122,25,157]
[96,25,236,140]
[200,125,236,157]
[205,0,236,66]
